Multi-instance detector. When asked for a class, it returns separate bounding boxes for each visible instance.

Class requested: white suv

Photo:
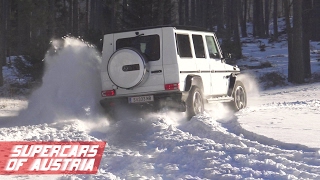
[100,26,247,119]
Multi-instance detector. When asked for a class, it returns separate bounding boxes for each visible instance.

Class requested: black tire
[186,87,204,119]
[230,81,247,111]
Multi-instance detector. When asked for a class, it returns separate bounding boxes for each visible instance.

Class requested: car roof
[105,25,213,34]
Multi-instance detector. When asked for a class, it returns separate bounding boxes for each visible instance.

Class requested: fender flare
[227,73,237,96]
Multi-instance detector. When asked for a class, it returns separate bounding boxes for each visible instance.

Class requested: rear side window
[116,35,160,61]
[192,35,205,58]
[176,34,192,58]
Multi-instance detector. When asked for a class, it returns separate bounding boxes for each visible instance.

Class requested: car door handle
[151,70,162,74]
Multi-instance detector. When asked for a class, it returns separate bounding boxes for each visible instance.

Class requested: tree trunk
[85,0,89,34]
[17,1,24,54]
[233,0,242,59]
[302,0,312,78]
[0,0,7,86]
[225,0,232,38]
[247,0,252,22]
[184,0,189,25]
[0,0,7,66]
[240,0,248,37]
[223,0,242,59]
[48,0,55,38]
[179,0,184,25]
[157,0,164,25]
[284,0,293,82]
[216,0,224,35]
[258,0,265,37]
[68,0,72,33]
[290,0,304,83]
[252,0,257,36]
[273,0,278,39]
[253,0,265,37]
[72,0,79,36]
[264,0,270,37]
[190,0,195,25]
[163,0,174,25]
[311,1,320,40]
[202,0,207,28]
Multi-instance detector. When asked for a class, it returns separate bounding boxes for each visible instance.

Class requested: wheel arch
[184,75,204,93]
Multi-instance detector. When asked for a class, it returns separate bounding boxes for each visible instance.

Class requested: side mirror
[221,53,231,63]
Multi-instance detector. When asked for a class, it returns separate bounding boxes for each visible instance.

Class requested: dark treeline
[1,0,320,85]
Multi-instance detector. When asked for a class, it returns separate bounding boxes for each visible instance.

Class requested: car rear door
[112,28,165,95]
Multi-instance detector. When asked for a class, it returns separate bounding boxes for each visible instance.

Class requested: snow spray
[17,37,107,126]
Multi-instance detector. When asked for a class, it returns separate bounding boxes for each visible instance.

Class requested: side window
[192,35,205,58]
[176,34,192,58]
[205,36,220,59]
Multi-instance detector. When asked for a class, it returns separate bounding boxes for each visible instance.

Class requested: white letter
[83,159,95,171]
[77,145,89,157]
[51,159,62,171]
[15,159,27,171]
[78,159,87,170]
[87,145,99,157]
[60,159,72,170]
[67,159,81,171]
[30,145,42,157]
[10,145,23,157]
[29,158,41,171]
[49,145,61,157]
[59,145,71,157]
[67,145,78,157]
[5,159,17,171]
[20,145,31,157]
[39,145,52,157]
[39,159,52,171]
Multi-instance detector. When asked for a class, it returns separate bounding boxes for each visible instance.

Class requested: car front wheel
[231,81,247,111]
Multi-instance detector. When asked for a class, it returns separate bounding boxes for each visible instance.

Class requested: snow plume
[17,37,107,127]
[237,73,260,106]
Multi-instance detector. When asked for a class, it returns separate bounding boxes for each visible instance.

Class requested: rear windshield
[116,35,160,61]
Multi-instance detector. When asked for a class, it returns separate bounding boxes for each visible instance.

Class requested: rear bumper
[100,91,188,112]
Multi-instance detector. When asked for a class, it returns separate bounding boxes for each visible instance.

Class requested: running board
[206,96,233,103]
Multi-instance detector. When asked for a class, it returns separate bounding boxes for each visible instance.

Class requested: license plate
[128,95,154,103]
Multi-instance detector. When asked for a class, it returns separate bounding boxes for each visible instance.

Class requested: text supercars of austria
[0,142,106,174]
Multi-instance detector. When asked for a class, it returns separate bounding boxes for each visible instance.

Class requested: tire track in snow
[84,112,320,180]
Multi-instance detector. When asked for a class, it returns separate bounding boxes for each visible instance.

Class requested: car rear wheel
[186,87,204,119]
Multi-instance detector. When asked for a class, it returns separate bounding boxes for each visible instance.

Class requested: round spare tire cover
[107,48,148,89]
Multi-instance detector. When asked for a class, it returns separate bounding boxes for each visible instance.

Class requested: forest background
[0,0,320,86]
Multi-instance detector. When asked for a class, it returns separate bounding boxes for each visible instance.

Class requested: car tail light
[101,90,116,97]
[165,83,179,90]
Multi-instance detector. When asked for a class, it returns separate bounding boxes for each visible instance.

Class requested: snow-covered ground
[0,33,320,180]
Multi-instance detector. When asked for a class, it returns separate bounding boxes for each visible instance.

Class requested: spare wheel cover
[107,48,148,89]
